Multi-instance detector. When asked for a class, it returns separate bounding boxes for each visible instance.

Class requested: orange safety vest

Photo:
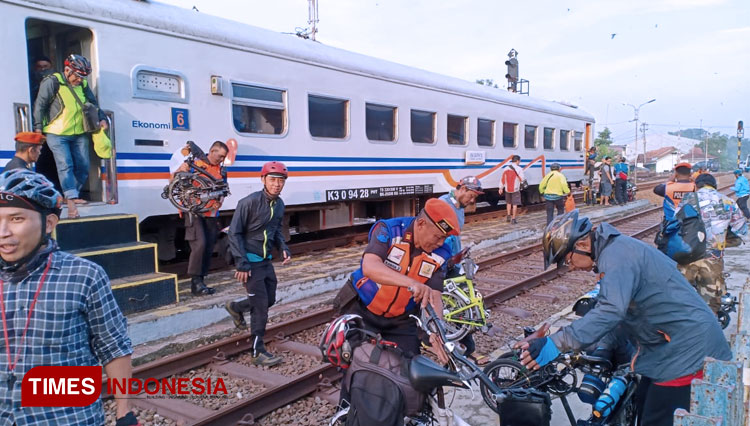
[663,181,696,220]
[350,218,450,317]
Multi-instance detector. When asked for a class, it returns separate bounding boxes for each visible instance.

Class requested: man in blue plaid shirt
[0,169,138,425]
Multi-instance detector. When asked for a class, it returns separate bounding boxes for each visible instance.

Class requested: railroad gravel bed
[235,350,321,377]
[104,400,175,426]
[256,395,337,425]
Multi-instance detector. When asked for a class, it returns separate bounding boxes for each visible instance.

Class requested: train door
[24,18,109,203]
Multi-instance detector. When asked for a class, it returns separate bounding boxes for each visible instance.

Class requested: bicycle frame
[443,276,487,328]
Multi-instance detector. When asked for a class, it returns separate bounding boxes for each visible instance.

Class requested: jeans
[45,133,90,199]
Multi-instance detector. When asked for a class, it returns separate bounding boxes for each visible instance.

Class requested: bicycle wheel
[441,292,477,342]
[480,358,533,414]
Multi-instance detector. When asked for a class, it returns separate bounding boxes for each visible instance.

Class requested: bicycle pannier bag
[343,340,425,426]
[659,193,707,265]
[499,388,552,426]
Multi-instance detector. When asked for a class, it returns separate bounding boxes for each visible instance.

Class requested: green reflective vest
[43,73,88,136]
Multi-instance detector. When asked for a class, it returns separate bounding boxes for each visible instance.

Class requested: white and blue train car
[2,0,594,248]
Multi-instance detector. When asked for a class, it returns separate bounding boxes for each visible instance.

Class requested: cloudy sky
[162,0,748,146]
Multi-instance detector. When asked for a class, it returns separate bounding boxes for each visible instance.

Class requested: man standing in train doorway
[33,54,108,219]
[173,141,229,296]
[226,162,291,367]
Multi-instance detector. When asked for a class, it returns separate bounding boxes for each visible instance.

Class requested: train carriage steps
[53,214,178,315]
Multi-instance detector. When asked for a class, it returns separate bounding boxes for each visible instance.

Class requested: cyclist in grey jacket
[225,161,291,367]
[519,210,731,426]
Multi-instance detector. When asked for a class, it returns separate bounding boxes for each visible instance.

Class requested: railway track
[121,182,734,425]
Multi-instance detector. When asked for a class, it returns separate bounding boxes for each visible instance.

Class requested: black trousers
[234,260,278,338]
[615,178,628,204]
[637,377,692,426]
[185,215,218,277]
[738,195,750,219]
[545,198,565,225]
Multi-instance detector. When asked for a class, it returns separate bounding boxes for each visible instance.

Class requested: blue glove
[527,337,560,367]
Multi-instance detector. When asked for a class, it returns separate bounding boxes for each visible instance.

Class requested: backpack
[658,193,707,264]
[342,339,425,426]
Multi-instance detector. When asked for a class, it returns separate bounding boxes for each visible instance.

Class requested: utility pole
[738,121,744,169]
[308,0,319,41]
[623,98,656,182]
[641,122,648,170]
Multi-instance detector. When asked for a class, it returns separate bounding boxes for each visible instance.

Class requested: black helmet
[64,54,92,77]
[694,173,717,189]
[542,209,592,269]
[550,163,561,171]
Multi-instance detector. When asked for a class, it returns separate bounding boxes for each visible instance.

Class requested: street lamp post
[623,99,656,182]
[739,121,744,169]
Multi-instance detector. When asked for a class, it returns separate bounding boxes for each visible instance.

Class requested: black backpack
[342,339,425,426]
[658,193,707,264]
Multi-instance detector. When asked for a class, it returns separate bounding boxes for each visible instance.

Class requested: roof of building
[681,147,716,160]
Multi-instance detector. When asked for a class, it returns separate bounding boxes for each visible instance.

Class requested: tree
[475,79,498,88]
[669,128,708,141]
[593,127,617,159]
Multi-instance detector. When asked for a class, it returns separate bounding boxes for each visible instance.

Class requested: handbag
[62,79,101,133]
[564,193,575,212]
[91,128,112,159]
[511,165,529,191]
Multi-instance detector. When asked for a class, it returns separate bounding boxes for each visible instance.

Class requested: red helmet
[64,54,92,77]
[320,314,365,369]
[261,161,288,178]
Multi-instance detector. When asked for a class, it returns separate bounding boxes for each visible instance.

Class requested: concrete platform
[126,200,652,363]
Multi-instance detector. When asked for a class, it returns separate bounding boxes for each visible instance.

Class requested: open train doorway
[25,18,104,203]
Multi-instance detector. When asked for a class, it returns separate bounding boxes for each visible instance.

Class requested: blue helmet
[735,169,743,175]
[0,169,63,216]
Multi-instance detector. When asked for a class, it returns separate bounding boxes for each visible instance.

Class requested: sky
[161,0,749,148]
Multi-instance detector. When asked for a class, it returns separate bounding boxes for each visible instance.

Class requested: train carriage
[2,0,594,255]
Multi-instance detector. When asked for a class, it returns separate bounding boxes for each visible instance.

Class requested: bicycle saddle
[408,355,468,393]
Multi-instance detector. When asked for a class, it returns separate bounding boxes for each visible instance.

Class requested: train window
[232,83,286,135]
[574,131,583,151]
[447,115,468,145]
[132,66,188,103]
[366,103,396,142]
[524,125,537,149]
[478,119,495,147]
[543,127,555,150]
[309,95,349,139]
[411,110,436,143]
[560,130,570,151]
[502,122,518,148]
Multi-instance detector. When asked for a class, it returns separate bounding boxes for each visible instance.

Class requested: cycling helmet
[63,54,92,77]
[260,161,288,179]
[734,169,743,176]
[542,209,592,270]
[695,173,717,189]
[550,163,561,171]
[320,314,366,369]
[0,169,63,216]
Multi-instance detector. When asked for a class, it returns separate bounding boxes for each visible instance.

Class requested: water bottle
[593,376,628,418]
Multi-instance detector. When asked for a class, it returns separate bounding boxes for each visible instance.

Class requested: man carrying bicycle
[172,140,229,296]
[341,198,458,360]
[519,210,730,426]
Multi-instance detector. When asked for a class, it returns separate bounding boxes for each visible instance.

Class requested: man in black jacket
[225,161,290,366]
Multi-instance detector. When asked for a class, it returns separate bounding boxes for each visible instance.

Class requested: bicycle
[480,330,640,426]
[439,248,491,342]
[161,141,230,214]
